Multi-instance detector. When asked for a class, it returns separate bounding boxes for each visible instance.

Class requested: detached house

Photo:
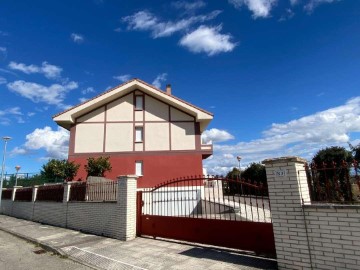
[53,79,213,188]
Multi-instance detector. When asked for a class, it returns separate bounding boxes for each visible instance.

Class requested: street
[0,230,91,270]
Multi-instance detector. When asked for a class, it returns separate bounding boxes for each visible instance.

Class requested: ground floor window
[135,161,143,176]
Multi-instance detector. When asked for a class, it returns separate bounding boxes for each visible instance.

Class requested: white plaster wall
[75,124,104,153]
[135,110,143,122]
[171,107,194,121]
[145,123,170,151]
[135,143,143,151]
[105,123,132,152]
[107,94,133,121]
[77,107,105,122]
[144,95,169,121]
[171,122,195,150]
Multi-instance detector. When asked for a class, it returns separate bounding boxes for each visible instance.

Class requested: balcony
[200,143,213,159]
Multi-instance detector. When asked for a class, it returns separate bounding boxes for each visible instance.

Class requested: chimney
[166,84,172,95]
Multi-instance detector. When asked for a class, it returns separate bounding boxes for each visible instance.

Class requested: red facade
[69,153,204,188]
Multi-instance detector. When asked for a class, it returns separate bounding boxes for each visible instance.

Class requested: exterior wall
[33,202,67,227]
[264,156,360,270]
[69,153,203,187]
[304,206,360,270]
[69,90,208,186]
[0,176,138,241]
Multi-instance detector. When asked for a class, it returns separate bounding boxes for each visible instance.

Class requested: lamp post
[236,156,242,180]
[0,136,12,209]
[15,165,21,187]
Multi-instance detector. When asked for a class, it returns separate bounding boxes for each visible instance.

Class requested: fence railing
[305,160,360,203]
[69,181,118,202]
[2,189,13,200]
[37,184,64,202]
[141,176,271,222]
[14,187,33,201]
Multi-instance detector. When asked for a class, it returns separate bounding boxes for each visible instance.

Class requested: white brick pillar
[63,182,72,203]
[117,175,138,241]
[263,157,312,270]
[11,186,21,201]
[32,185,39,202]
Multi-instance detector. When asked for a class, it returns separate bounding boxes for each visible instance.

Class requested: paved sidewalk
[0,215,277,270]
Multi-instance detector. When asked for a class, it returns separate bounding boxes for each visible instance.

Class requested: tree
[41,159,80,182]
[312,146,352,165]
[349,143,360,163]
[85,156,112,177]
[311,146,353,201]
[226,167,240,179]
[242,163,267,185]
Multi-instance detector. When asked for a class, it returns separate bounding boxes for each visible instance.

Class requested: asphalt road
[0,230,92,270]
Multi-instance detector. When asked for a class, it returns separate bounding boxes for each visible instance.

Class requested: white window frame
[135,127,143,142]
[135,95,143,110]
[135,161,143,176]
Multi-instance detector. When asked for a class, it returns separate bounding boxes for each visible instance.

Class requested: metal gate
[137,176,276,257]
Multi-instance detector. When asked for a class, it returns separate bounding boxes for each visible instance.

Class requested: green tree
[41,159,80,182]
[242,163,267,185]
[312,146,352,165]
[85,156,112,177]
[311,146,353,201]
[226,167,240,179]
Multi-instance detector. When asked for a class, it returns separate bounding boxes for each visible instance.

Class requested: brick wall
[264,156,360,270]
[304,205,360,270]
[0,175,138,241]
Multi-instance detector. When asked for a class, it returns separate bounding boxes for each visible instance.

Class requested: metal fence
[69,181,118,202]
[14,187,33,201]
[141,176,271,222]
[37,184,64,202]
[305,160,360,203]
[3,173,64,188]
[1,189,12,199]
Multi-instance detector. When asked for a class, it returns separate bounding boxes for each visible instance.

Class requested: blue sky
[0,0,359,175]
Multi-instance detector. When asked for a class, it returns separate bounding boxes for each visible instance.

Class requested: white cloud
[0,47,7,57]
[113,74,132,82]
[279,8,295,21]
[229,0,277,18]
[81,87,95,95]
[8,61,63,79]
[71,33,84,43]
[304,0,340,13]
[171,1,206,11]
[152,73,167,88]
[11,126,69,159]
[0,76,7,84]
[204,97,360,175]
[78,97,88,103]
[179,25,236,56]
[122,10,221,38]
[202,128,235,144]
[0,107,23,126]
[7,80,78,108]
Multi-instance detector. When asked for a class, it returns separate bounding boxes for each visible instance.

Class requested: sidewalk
[0,215,277,270]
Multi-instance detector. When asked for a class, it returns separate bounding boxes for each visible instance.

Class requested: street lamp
[0,136,12,210]
[237,156,242,180]
[15,165,21,187]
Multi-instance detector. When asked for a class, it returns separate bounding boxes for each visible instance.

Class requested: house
[53,79,213,188]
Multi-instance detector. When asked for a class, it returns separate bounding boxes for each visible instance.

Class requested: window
[135,161,143,176]
[135,96,143,110]
[135,127,143,142]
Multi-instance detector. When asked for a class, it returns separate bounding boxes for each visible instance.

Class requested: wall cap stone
[262,156,307,165]
[303,203,360,209]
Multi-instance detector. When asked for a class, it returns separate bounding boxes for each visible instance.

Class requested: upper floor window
[135,127,143,142]
[135,95,143,110]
